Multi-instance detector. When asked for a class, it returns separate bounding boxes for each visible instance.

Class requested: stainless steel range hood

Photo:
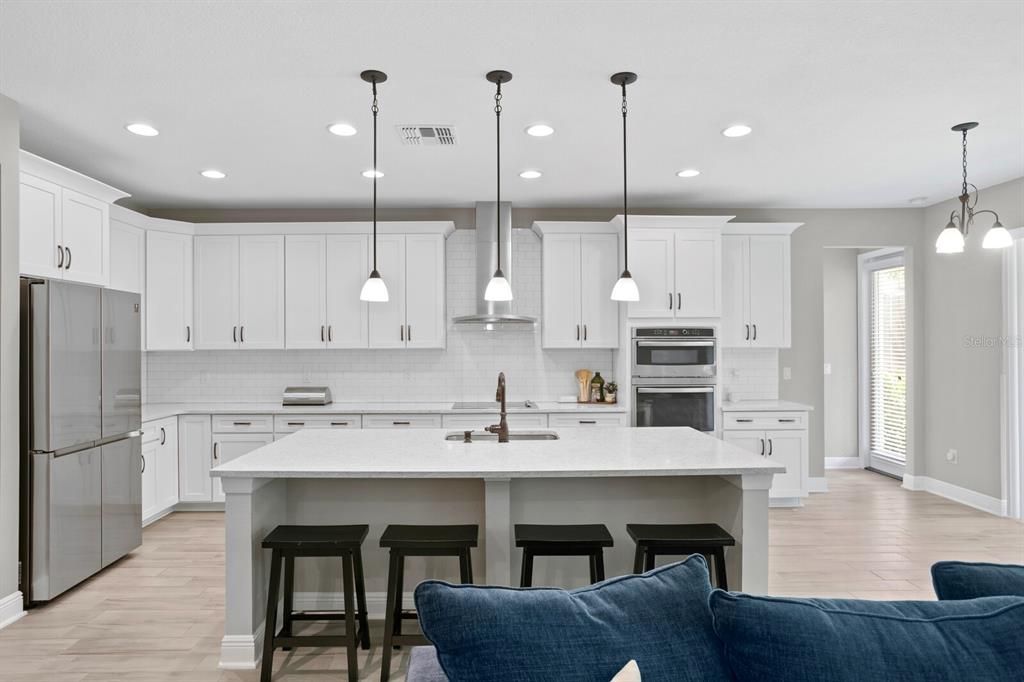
[452,202,537,329]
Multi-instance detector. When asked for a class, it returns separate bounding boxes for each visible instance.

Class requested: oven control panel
[633,327,715,338]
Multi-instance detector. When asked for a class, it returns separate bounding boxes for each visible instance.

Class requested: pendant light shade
[485,70,514,303]
[359,69,389,302]
[935,222,965,254]
[610,72,639,302]
[982,222,1012,250]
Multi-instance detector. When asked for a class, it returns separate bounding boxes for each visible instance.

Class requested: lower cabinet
[178,414,213,503]
[141,417,179,524]
[548,413,628,427]
[363,414,443,429]
[722,410,809,503]
[442,413,549,430]
[212,432,274,502]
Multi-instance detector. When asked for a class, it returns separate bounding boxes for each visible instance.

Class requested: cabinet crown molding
[721,222,803,236]
[531,221,619,237]
[20,150,130,204]
[611,215,736,229]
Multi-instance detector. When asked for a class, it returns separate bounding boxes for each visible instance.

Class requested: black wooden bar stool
[379,524,478,681]
[260,525,370,682]
[626,523,735,589]
[515,524,614,587]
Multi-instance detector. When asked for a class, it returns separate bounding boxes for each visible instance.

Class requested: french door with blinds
[860,251,907,477]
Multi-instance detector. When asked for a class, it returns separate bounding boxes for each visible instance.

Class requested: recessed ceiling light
[908,196,928,205]
[525,123,555,137]
[519,170,542,179]
[327,122,357,136]
[676,169,701,178]
[125,122,159,137]
[362,169,384,178]
[721,124,752,138]
[200,169,226,179]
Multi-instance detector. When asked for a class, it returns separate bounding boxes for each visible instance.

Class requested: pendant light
[935,122,1009,254]
[484,70,514,302]
[610,72,640,302]
[359,69,389,302]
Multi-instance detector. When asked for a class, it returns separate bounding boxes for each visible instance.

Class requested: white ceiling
[1,0,1022,210]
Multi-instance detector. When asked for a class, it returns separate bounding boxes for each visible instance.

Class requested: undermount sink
[444,430,560,442]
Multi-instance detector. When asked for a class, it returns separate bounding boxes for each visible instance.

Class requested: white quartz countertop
[210,426,784,479]
[142,401,625,422]
[721,400,814,412]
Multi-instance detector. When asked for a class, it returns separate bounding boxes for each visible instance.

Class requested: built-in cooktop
[451,400,536,410]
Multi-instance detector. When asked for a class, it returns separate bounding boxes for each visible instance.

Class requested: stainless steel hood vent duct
[452,202,537,329]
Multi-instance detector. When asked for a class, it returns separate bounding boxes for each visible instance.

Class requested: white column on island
[484,478,512,586]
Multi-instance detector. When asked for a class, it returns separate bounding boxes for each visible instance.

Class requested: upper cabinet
[194,235,285,349]
[109,218,145,294]
[615,216,730,320]
[367,232,446,349]
[18,152,129,286]
[146,230,194,351]
[534,222,619,349]
[285,234,369,348]
[720,224,801,348]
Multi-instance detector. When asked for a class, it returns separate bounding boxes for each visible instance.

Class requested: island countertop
[210,426,785,479]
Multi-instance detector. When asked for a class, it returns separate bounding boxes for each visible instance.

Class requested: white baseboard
[769,497,804,508]
[825,457,862,469]
[902,475,1007,517]
[219,621,264,670]
[174,502,226,512]
[0,591,26,631]
[807,477,829,493]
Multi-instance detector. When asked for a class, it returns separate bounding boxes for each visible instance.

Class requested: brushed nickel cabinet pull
[233,421,252,426]
[141,454,146,473]
[233,326,237,343]
[579,419,597,424]
[752,324,757,341]
[240,326,245,343]
[583,324,588,341]
[745,324,750,341]
[328,325,333,342]
[321,325,325,342]
[65,246,72,270]
[407,325,411,342]
[160,427,166,445]
[778,418,796,423]
[736,418,754,423]
[668,292,673,310]
[392,420,410,426]
[677,292,681,310]
[400,325,404,341]
[576,325,580,341]
[186,326,191,343]
[57,244,64,268]
[330,421,349,426]
[287,421,304,426]
[213,443,219,460]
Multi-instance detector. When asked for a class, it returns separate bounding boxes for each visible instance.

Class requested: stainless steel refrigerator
[20,278,142,604]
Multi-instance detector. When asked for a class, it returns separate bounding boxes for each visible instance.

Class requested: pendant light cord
[621,81,629,271]
[494,81,503,274]
[372,80,379,271]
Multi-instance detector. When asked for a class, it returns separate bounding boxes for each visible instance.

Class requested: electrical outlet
[823,363,832,375]
[782,367,792,380]
[946,448,959,464]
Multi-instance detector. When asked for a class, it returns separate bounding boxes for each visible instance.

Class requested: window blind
[870,265,906,461]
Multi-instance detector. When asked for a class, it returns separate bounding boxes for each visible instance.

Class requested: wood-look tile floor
[2,470,1022,680]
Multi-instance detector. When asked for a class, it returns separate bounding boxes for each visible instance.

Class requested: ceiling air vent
[397,125,457,146]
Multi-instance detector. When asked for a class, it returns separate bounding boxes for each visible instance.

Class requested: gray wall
[922,177,1024,499]
[823,248,860,461]
[0,94,20,605]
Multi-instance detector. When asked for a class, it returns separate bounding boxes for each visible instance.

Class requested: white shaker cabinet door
[542,233,582,348]
[747,236,790,348]
[212,434,274,502]
[720,236,750,347]
[238,235,285,349]
[404,234,446,349]
[326,234,370,348]
[155,420,179,511]
[177,415,212,502]
[141,439,159,522]
[285,235,327,349]
[765,430,804,498]
[146,231,193,350]
[19,174,63,279]
[580,233,619,348]
[60,188,109,286]
[193,236,239,349]
[723,431,766,458]
[109,220,145,294]
[367,235,407,349]
[674,229,721,318]
[627,228,675,318]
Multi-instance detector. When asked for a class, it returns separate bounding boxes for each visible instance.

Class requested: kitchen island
[211,426,783,669]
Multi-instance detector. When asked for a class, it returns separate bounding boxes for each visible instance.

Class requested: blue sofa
[405,557,1024,682]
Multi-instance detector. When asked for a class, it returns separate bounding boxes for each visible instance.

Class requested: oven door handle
[636,387,715,394]
[635,340,714,347]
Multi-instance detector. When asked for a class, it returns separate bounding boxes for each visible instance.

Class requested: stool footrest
[274,634,354,648]
[289,611,359,622]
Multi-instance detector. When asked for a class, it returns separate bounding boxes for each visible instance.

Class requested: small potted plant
[603,382,618,404]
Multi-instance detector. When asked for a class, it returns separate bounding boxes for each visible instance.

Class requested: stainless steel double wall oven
[632,327,717,431]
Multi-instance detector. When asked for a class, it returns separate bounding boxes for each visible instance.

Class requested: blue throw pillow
[709,591,1024,681]
[931,561,1024,600]
[414,555,731,682]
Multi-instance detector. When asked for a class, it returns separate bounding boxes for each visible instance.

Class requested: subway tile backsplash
[718,348,780,401]
[145,229,616,404]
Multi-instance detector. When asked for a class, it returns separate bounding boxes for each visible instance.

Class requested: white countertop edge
[721,400,814,412]
[213,467,785,480]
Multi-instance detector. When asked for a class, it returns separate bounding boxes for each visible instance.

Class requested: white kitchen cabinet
[194,235,285,349]
[212,433,274,502]
[539,231,619,349]
[442,413,549,430]
[273,415,362,433]
[286,234,372,348]
[627,227,721,319]
[722,409,808,503]
[146,230,194,350]
[19,175,111,285]
[178,414,212,502]
[363,414,444,429]
[548,413,628,427]
[367,233,445,349]
[721,232,793,348]
[109,219,145,294]
[142,417,179,524]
